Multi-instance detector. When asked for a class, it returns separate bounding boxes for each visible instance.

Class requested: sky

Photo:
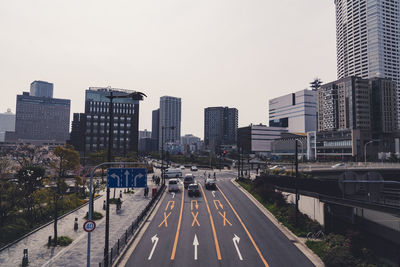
[0,0,337,139]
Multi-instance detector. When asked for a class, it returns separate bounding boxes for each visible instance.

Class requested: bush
[84,211,103,220]
[50,236,73,246]
[57,236,73,246]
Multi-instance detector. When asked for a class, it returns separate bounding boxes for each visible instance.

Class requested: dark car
[205,178,216,190]
[188,183,201,197]
[184,174,195,189]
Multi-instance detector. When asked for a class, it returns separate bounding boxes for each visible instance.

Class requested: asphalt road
[123,169,314,267]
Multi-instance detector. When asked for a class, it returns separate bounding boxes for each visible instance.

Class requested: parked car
[168,179,180,192]
[183,174,195,189]
[188,183,201,197]
[180,165,185,170]
[191,166,198,172]
[205,178,216,190]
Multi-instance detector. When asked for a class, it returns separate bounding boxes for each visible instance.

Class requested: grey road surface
[123,170,314,267]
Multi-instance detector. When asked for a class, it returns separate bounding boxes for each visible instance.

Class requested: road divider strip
[200,184,222,260]
[170,186,184,260]
[216,184,269,267]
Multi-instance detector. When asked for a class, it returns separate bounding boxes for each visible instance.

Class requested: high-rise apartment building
[204,107,238,152]
[69,87,141,156]
[269,89,317,133]
[30,80,54,98]
[159,96,181,150]
[335,0,400,125]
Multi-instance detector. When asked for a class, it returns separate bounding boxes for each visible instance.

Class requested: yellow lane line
[200,184,222,260]
[170,186,184,260]
[216,184,269,267]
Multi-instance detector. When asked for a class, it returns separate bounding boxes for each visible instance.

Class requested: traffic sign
[83,220,96,232]
[107,168,147,188]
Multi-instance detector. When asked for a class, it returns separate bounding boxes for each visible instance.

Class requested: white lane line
[148,234,159,260]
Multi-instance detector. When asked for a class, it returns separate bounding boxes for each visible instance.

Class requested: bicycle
[306,230,325,240]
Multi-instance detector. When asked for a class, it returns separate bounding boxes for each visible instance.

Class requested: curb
[113,186,166,267]
[0,195,102,252]
[231,179,325,267]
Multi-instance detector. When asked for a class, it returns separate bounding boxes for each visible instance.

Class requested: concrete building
[204,107,238,152]
[0,109,15,142]
[335,0,400,126]
[271,133,307,159]
[30,80,53,98]
[237,124,287,155]
[139,129,151,139]
[316,76,399,161]
[269,89,317,133]
[5,87,70,144]
[159,96,181,150]
[69,87,141,156]
[181,134,202,153]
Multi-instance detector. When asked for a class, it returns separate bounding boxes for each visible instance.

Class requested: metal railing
[98,184,165,267]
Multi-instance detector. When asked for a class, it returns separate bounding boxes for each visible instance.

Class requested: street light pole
[161,126,174,185]
[364,140,379,165]
[295,139,299,226]
[103,90,146,267]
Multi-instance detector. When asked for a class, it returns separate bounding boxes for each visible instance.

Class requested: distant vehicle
[205,178,216,190]
[191,166,198,172]
[332,163,345,168]
[164,168,182,178]
[184,174,195,189]
[188,183,201,197]
[168,179,180,192]
[270,165,286,171]
[180,165,185,170]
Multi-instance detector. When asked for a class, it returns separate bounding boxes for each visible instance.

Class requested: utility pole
[295,139,299,226]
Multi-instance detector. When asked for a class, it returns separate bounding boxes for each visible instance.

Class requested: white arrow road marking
[148,234,159,260]
[233,234,243,260]
[134,173,144,187]
[172,192,175,198]
[193,234,199,260]
[124,170,130,187]
[110,173,120,187]
[212,191,216,198]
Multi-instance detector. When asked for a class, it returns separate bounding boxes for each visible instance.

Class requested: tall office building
[204,107,238,152]
[335,0,400,125]
[30,80,53,98]
[5,83,70,144]
[151,109,160,141]
[269,89,317,133]
[159,96,181,150]
[0,109,15,142]
[69,87,141,156]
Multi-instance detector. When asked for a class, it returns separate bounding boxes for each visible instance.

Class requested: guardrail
[98,184,165,267]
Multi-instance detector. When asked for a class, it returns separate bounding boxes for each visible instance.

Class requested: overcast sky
[0,0,337,139]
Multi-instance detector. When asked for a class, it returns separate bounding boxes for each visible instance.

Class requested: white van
[164,168,182,178]
[168,179,180,192]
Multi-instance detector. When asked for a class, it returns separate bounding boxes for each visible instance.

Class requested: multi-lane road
[122,169,315,267]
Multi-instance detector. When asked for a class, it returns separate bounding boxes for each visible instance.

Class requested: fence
[98,184,165,267]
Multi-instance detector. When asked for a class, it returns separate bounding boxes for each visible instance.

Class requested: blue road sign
[107,168,147,188]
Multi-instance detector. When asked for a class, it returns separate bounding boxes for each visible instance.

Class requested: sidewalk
[0,181,156,267]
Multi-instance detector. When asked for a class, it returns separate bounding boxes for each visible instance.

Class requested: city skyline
[0,0,337,138]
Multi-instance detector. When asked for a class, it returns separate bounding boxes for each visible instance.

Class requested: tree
[0,180,21,226]
[51,145,80,245]
[13,144,50,168]
[16,166,45,226]
[310,78,323,91]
